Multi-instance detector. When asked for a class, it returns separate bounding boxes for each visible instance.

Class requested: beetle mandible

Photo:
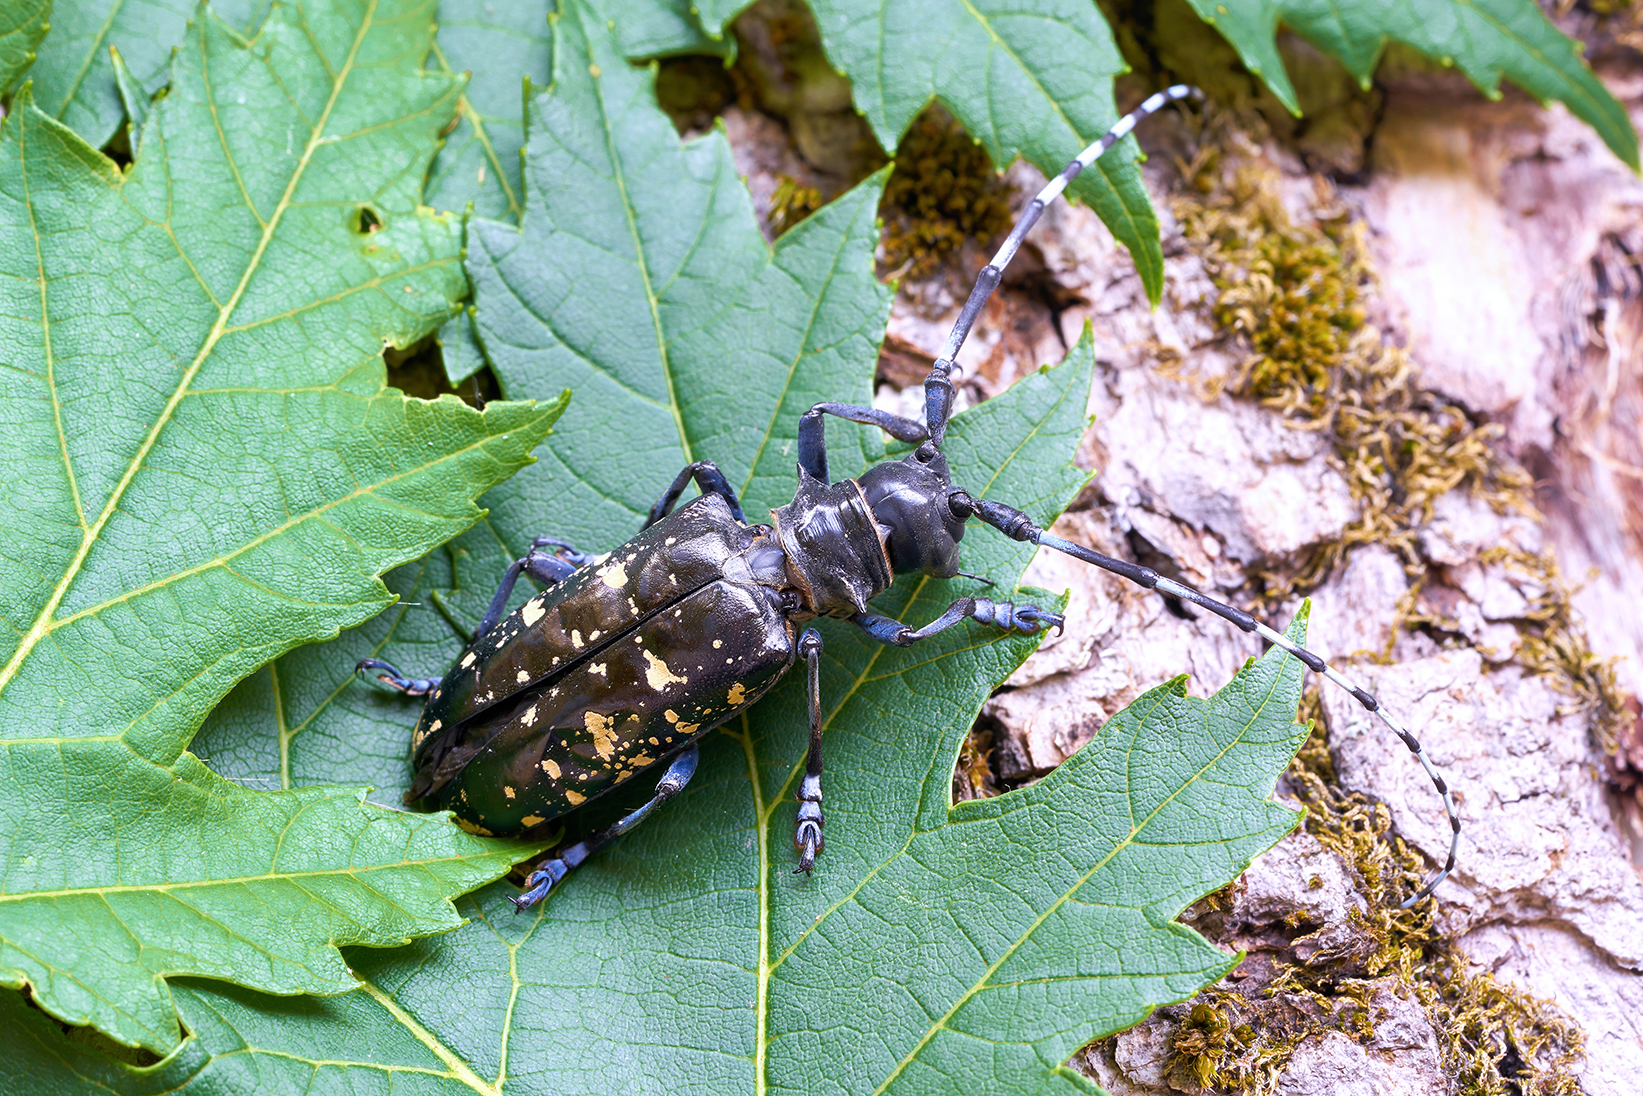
[358,85,1459,912]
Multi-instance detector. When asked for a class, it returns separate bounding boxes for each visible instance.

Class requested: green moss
[879,106,1015,279]
[1170,147,1626,756]
[1172,157,1531,610]
[767,174,824,236]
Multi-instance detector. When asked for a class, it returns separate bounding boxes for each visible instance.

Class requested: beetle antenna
[922,84,1201,449]
[955,490,1459,908]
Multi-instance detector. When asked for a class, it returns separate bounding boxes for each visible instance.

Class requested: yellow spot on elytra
[665,709,679,723]
[524,706,538,726]
[429,719,443,733]
[571,630,584,649]
[589,630,601,641]
[522,598,545,626]
[643,650,687,690]
[665,537,676,545]
[516,670,530,683]
[521,815,545,827]
[598,561,627,588]
[564,790,585,806]
[504,786,516,800]
[649,737,659,745]
[540,757,561,779]
[591,662,607,677]
[712,639,722,649]
[586,711,617,759]
[727,683,747,706]
[677,722,700,736]
[460,651,476,668]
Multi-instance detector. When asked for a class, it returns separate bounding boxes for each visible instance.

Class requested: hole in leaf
[384,333,499,408]
[351,205,383,235]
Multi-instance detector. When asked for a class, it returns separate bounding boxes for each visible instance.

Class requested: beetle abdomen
[426,575,795,835]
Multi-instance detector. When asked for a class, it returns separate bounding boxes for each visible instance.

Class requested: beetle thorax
[770,471,893,617]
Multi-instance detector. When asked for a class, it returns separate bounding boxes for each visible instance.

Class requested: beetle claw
[512,859,570,913]
[794,817,824,874]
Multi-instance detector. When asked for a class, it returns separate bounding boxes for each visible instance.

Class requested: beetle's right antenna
[922,84,1202,449]
[953,491,1461,908]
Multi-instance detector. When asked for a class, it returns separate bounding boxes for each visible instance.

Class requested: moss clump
[1172,153,1533,612]
[1169,147,1629,755]
[767,173,824,236]
[1137,709,1584,1095]
[1416,545,1630,754]
[1170,141,1627,757]
[1283,718,1586,1096]
[879,106,1015,279]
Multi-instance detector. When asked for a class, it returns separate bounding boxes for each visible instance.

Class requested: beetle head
[855,443,966,579]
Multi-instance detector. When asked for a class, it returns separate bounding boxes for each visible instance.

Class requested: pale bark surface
[716,9,1643,1091]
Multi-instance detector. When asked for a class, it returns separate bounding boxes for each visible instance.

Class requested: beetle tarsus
[645,461,746,527]
[512,856,576,913]
[511,744,703,911]
[794,804,823,875]
[355,658,437,696]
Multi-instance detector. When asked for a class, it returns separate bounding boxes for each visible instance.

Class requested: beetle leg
[848,598,1064,648]
[355,657,439,696]
[511,742,702,912]
[794,628,825,874]
[476,535,589,638]
[797,403,928,483]
[644,461,747,527]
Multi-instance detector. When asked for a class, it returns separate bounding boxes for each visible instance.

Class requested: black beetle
[360,85,1459,911]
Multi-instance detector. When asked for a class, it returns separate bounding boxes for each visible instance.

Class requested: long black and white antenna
[932,85,1460,908]
[923,84,1201,448]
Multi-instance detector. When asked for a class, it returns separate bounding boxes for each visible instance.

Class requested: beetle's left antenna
[922,84,1201,449]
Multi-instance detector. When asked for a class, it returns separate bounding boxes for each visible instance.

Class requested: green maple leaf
[0,0,49,97]
[0,4,1311,1088]
[422,0,553,224]
[1184,0,1639,170]
[0,0,569,1056]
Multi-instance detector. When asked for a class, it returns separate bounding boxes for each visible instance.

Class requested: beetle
[359,85,1459,912]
